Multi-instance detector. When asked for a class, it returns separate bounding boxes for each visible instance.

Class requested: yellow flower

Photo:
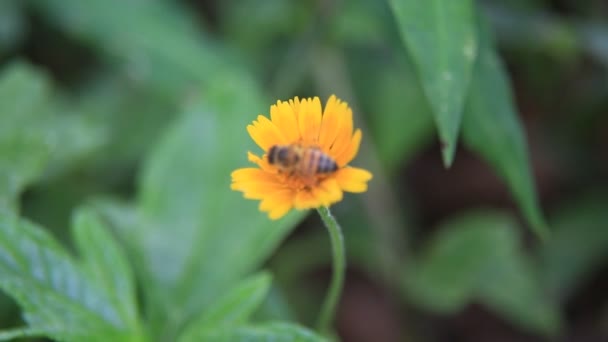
[231,95,373,220]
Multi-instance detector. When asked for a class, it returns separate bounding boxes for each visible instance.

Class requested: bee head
[267,145,277,164]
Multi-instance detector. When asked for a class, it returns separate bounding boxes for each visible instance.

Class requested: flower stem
[316,206,346,334]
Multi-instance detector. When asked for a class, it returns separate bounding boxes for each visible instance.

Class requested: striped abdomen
[268,144,338,177]
[299,147,338,176]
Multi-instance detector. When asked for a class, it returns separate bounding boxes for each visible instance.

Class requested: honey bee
[267,144,338,180]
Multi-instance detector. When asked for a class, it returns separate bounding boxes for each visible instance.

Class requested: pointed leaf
[389,0,478,166]
[31,0,306,334]
[129,82,303,337]
[404,211,561,336]
[191,322,327,342]
[0,327,46,341]
[179,272,272,342]
[0,213,143,342]
[462,19,548,239]
[0,62,52,211]
[72,208,141,334]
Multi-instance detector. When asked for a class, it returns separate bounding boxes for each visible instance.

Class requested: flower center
[277,171,329,192]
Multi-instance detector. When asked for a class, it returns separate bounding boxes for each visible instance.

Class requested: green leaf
[541,195,608,299]
[253,285,297,322]
[31,1,303,335]
[72,208,142,335]
[0,62,52,212]
[123,83,304,338]
[389,0,478,166]
[0,327,46,341]
[0,61,105,212]
[178,273,271,342]
[0,212,144,342]
[191,322,327,342]
[462,18,548,239]
[73,74,175,166]
[404,211,561,336]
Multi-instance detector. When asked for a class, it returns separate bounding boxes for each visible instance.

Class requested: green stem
[316,206,346,334]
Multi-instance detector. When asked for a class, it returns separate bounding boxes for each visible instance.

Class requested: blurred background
[1,0,607,341]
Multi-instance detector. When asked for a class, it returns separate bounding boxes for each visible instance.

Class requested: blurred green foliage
[0,0,606,341]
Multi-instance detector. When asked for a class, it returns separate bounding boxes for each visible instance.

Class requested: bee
[267,144,338,180]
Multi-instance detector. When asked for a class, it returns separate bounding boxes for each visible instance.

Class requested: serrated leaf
[178,273,272,342]
[72,208,141,334]
[123,83,304,338]
[389,0,478,166]
[462,18,548,239]
[193,322,327,342]
[0,212,144,342]
[404,211,561,336]
[31,0,305,336]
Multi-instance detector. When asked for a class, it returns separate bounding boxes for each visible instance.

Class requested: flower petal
[233,181,285,199]
[328,104,353,158]
[259,188,295,219]
[247,152,276,173]
[268,202,293,220]
[298,97,322,145]
[231,168,276,183]
[231,168,285,199]
[247,115,286,151]
[271,101,300,142]
[289,97,302,117]
[319,95,345,151]
[335,129,362,167]
[259,188,294,211]
[335,167,373,193]
[313,178,343,206]
[293,190,318,209]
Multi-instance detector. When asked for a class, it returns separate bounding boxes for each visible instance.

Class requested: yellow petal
[231,168,276,183]
[293,190,319,209]
[328,106,353,158]
[271,101,300,142]
[335,129,362,167]
[259,188,294,212]
[259,188,295,219]
[319,96,347,151]
[298,97,322,145]
[247,115,286,151]
[313,178,343,206]
[289,97,301,118]
[268,202,293,220]
[247,152,276,173]
[335,167,372,193]
[247,151,264,165]
[232,180,286,199]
